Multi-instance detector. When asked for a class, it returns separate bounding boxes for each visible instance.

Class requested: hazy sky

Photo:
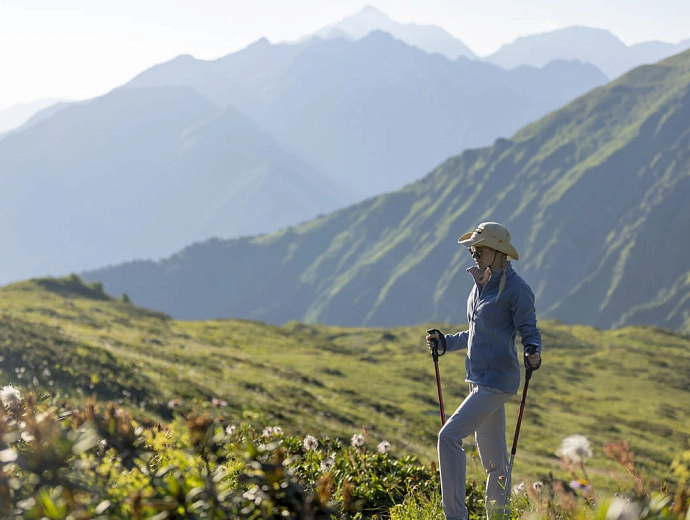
[1,0,689,111]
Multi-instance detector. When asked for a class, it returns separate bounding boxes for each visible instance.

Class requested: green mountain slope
[1,276,689,491]
[84,49,690,335]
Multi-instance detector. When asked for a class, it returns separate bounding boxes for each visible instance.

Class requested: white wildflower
[320,456,335,472]
[273,426,283,436]
[0,449,18,463]
[377,440,390,454]
[533,481,544,493]
[556,434,592,463]
[605,497,642,520]
[303,435,318,451]
[351,433,366,448]
[226,425,237,436]
[512,481,526,495]
[0,385,22,409]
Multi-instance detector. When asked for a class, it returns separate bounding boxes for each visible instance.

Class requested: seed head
[0,385,22,410]
[303,434,318,451]
[351,433,366,448]
[556,434,592,464]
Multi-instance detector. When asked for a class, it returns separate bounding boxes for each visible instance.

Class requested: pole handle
[426,328,447,356]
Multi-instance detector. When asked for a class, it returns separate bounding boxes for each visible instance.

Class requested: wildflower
[303,434,318,451]
[351,433,366,448]
[0,449,18,463]
[211,397,227,407]
[569,479,592,495]
[377,440,390,454]
[262,426,284,438]
[0,385,22,410]
[512,482,526,495]
[167,399,181,409]
[604,497,642,520]
[226,424,237,435]
[532,481,544,492]
[556,434,592,464]
[320,456,335,472]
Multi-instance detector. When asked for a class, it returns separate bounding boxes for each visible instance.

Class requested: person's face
[469,246,498,269]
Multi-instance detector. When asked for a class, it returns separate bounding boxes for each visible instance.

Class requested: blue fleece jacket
[444,262,541,394]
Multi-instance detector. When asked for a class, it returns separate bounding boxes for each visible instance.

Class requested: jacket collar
[467,262,512,288]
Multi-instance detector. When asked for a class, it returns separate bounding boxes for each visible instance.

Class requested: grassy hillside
[1,275,688,494]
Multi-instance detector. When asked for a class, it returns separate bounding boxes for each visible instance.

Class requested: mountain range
[309,6,690,80]
[123,30,606,197]
[0,30,606,284]
[82,48,690,335]
[484,25,690,80]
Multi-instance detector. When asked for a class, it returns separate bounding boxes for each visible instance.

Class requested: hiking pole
[426,328,447,425]
[505,367,534,502]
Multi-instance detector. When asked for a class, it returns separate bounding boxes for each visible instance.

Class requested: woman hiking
[426,221,542,520]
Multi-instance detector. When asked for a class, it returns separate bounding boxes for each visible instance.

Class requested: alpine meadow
[0,275,689,517]
[1,7,690,519]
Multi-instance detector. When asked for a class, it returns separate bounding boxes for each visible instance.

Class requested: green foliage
[0,391,444,519]
[0,389,687,519]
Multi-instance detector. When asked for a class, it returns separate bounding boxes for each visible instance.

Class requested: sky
[1,0,690,112]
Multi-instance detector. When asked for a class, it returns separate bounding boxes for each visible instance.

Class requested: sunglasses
[469,248,484,258]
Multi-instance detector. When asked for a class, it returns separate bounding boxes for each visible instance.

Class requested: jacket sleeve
[511,282,542,353]
[445,330,469,352]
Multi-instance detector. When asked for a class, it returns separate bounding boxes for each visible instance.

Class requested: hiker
[426,222,542,520]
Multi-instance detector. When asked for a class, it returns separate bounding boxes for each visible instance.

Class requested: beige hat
[458,222,519,260]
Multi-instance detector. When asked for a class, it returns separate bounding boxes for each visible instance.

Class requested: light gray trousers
[438,384,513,520]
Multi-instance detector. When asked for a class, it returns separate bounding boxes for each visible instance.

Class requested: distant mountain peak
[483,25,690,79]
[353,4,390,20]
[309,5,476,60]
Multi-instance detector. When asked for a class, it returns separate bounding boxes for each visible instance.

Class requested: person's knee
[438,427,463,449]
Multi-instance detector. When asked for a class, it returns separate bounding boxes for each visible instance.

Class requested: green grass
[1,275,689,496]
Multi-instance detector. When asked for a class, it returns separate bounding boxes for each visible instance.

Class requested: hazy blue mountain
[309,4,477,60]
[0,98,67,136]
[309,7,690,81]
[126,31,607,198]
[82,49,690,335]
[1,27,606,285]
[485,26,690,79]
[0,86,343,284]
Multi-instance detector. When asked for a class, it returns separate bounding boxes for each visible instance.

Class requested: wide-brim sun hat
[458,221,519,260]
